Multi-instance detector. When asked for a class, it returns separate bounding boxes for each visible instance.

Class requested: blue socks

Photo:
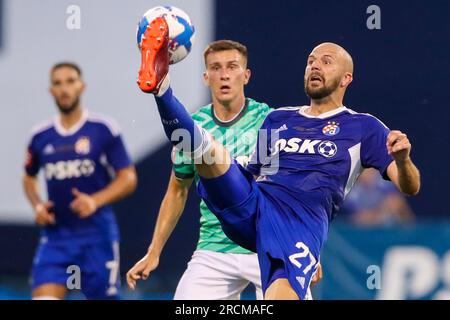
[154,87,207,156]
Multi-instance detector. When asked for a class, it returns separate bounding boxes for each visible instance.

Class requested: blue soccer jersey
[25,110,132,243]
[247,105,394,225]
[231,105,395,297]
[155,86,398,299]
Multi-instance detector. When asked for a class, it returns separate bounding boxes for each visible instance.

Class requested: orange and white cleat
[137,17,169,94]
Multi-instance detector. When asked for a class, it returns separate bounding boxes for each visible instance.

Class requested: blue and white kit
[25,110,132,299]
[196,106,394,299]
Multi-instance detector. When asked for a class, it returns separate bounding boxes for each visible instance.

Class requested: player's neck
[59,106,83,130]
[212,95,246,122]
[309,96,343,116]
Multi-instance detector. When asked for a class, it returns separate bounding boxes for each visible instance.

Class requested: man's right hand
[311,263,323,286]
[126,252,160,290]
[34,202,55,226]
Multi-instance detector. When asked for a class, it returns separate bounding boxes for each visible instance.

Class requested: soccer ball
[136,5,195,64]
[318,141,338,158]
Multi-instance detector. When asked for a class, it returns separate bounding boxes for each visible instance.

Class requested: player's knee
[32,283,66,300]
[196,139,231,178]
[264,278,300,300]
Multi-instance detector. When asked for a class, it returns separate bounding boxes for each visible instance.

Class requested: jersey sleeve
[360,116,394,180]
[24,137,40,177]
[104,128,133,171]
[172,147,195,180]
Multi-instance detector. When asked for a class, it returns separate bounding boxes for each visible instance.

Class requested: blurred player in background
[23,63,137,300]
[340,168,415,226]
[126,40,321,299]
[130,16,420,300]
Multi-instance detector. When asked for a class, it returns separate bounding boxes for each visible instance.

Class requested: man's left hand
[387,130,411,162]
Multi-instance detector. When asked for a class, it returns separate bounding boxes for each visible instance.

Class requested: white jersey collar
[54,109,88,136]
[298,105,348,119]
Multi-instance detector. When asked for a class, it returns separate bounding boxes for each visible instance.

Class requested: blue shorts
[198,163,321,300]
[32,238,120,300]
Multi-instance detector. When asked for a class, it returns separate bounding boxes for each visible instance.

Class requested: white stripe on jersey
[345,142,363,197]
[88,112,121,137]
[100,153,116,178]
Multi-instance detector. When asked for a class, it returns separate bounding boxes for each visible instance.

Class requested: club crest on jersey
[322,121,340,136]
[75,137,91,155]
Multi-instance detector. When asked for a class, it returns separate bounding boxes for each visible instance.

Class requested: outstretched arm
[386,130,420,196]
[127,171,193,289]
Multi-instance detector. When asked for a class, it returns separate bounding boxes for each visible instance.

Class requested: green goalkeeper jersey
[173,98,271,254]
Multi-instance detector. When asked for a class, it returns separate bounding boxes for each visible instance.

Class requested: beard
[55,96,80,115]
[304,76,340,100]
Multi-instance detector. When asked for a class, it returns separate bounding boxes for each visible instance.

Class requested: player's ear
[203,71,210,86]
[48,85,57,97]
[244,69,251,85]
[341,72,353,87]
[75,80,86,96]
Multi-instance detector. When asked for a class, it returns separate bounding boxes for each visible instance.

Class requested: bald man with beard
[132,21,421,301]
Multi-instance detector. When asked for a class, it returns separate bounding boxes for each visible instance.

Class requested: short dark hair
[51,62,82,77]
[203,40,248,65]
